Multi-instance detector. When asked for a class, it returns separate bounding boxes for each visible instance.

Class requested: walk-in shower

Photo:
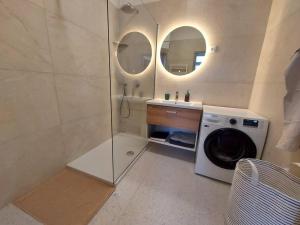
[109,0,157,182]
[68,0,157,184]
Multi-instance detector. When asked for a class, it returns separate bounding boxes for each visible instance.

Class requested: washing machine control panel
[243,119,259,127]
[202,113,264,129]
[229,118,237,125]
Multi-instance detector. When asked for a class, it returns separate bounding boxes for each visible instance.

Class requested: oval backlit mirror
[117,32,152,75]
[160,26,206,76]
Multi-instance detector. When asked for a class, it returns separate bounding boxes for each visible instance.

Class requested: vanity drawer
[147,105,202,131]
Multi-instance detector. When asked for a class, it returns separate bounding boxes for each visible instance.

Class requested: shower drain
[126,151,135,156]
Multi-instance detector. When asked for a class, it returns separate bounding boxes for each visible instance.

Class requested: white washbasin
[147,99,202,110]
[175,101,193,106]
[162,100,194,106]
[162,100,176,104]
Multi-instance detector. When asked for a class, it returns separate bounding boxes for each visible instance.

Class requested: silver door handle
[166,110,177,114]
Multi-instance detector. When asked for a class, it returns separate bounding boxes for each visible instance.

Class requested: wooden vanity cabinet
[147,105,202,132]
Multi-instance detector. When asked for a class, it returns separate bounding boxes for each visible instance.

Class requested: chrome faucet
[175,91,179,102]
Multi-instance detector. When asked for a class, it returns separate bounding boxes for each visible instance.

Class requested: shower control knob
[230,118,237,125]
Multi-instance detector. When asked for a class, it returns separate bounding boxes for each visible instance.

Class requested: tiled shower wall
[0,0,111,208]
[249,0,300,167]
[109,1,157,138]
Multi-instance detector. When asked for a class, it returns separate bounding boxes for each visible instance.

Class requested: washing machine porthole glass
[204,128,257,170]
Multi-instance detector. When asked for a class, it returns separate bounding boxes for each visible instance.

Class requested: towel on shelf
[276,50,300,152]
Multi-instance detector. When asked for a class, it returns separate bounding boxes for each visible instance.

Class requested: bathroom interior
[0,0,300,224]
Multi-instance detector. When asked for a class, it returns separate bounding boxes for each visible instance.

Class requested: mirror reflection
[117,32,152,74]
[160,26,206,76]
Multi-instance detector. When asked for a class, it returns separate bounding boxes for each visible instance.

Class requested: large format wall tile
[267,0,300,30]
[0,0,52,72]
[0,126,65,208]
[45,0,107,39]
[253,11,300,84]
[119,108,147,137]
[146,0,272,108]
[156,81,252,108]
[249,0,300,167]
[47,13,109,76]
[54,74,110,123]
[0,70,60,144]
[29,0,44,8]
[28,0,45,8]
[0,0,113,209]
[187,0,272,36]
[62,114,111,162]
[203,34,265,83]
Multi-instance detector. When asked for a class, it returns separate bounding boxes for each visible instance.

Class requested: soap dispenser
[184,90,190,102]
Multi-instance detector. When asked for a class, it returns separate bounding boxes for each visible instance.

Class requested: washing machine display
[204,128,257,170]
[243,119,259,127]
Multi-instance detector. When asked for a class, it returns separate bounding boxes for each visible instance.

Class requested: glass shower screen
[108,0,157,182]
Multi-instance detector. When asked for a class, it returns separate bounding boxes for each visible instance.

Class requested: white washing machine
[195,105,269,183]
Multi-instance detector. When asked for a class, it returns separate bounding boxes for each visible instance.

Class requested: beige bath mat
[14,168,115,225]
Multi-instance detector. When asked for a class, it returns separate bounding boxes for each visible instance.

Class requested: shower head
[121,2,139,14]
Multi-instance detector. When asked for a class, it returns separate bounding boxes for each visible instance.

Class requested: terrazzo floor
[0,143,230,225]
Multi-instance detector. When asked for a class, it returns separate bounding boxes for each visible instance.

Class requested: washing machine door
[204,128,257,170]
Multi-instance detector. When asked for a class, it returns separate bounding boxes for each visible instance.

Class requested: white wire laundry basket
[225,159,300,225]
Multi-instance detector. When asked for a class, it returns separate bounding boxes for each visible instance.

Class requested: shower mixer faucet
[123,83,127,96]
[132,81,140,96]
[175,91,179,101]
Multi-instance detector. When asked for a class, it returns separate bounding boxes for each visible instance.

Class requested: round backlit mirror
[160,26,206,76]
[117,32,152,75]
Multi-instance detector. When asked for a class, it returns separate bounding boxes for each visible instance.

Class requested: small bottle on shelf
[184,90,190,102]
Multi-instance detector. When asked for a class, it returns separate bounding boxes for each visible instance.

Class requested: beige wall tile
[45,0,107,39]
[249,0,300,167]
[203,34,265,83]
[0,0,113,208]
[54,74,111,123]
[186,0,272,36]
[0,70,60,144]
[156,79,253,108]
[163,34,265,85]
[0,0,52,72]
[250,83,288,165]
[250,83,285,123]
[267,0,300,30]
[108,0,120,43]
[119,108,147,137]
[28,0,45,8]
[147,0,271,108]
[254,12,300,84]
[47,13,109,76]
[62,114,111,162]
[0,126,65,208]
